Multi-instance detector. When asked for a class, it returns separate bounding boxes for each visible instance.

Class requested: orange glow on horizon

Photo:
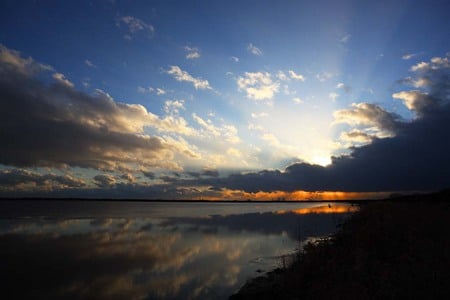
[206,189,391,201]
[276,205,359,215]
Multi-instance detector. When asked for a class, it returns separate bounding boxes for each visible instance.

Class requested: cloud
[204,54,450,192]
[392,90,435,115]
[288,70,305,81]
[293,97,304,104]
[192,113,240,144]
[247,43,262,56]
[84,59,96,68]
[339,130,373,144]
[402,53,417,60]
[251,112,268,118]
[0,44,53,75]
[336,82,352,93]
[329,92,339,102]
[316,71,334,82]
[184,46,200,60]
[0,169,86,191]
[116,16,154,39]
[167,66,212,90]
[237,72,279,101]
[138,86,167,95]
[164,100,185,115]
[230,56,239,63]
[340,33,351,43]
[0,45,200,172]
[93,174,116,187]
[333,102,401,135]
[52,72,74,88]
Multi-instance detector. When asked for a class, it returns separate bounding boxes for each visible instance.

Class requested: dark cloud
[0,45,179,172]
[142,171,155,180]
[93,174,116,188]
[0,169,85,191]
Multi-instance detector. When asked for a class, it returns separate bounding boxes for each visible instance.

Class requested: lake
[0,200,357,299]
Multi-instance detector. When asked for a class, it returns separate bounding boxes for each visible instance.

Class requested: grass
[230,190,450,299]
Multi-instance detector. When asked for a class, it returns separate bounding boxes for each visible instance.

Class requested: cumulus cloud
[0,44,53,75]
[52,72,74,88]
[402,53,418,60]
[333,102,401,135]
[0,169,86,191]
[288,70,305,81]
[247,43,262,56]
[316,72,334,82]
[237,72,279,101]
[230,56,239,63]
[192,113,240,144]
[164,100,185,115]
[204,54,450,192]
[167,66,212,90]
[116,16,154,39]
[0,45,201,172]
[336,82,352,93]
[184,46,200,59]
[93,174,116,187]
[339,130,373,144]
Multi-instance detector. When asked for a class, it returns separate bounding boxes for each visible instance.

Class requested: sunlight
[311,155,332,167]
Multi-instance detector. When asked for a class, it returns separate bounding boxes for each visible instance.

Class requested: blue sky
[0,0,449,199]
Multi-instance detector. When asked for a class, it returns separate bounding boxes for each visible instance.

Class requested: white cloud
[156,88,166,95]
[237,72,279,101]
[410,61,429,72]
[251,112,268,118]
[333,102,399,135]
[117,16,154,39]
[329,92,339,102]
[84,59,96,68]
[247,43,262,56]
[0,44,53,75]
[138,86,167,95]
[164,100,185,115]
[340,33,351,43]
[192,113,240,144]
[230,56,239,62]
[336,82,352,93]
[184,46,200,60]
[293,97,304,104]
[316,72,334,82]
[53,73,74,88]
[288,70,305,81]
[167,66,212,90]
[402,53,417,60]
[277,71,288,81]
[392,90,432,112]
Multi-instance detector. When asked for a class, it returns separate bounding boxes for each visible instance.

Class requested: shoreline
[230,190,450,299]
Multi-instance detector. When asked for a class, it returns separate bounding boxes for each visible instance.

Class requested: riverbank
[230,190,450,299]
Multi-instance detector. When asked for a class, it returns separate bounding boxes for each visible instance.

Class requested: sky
[0,0,449,200]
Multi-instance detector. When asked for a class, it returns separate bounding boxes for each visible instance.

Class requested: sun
[310,155,332,167]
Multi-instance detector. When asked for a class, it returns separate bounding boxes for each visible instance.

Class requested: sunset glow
[0,1,449,199]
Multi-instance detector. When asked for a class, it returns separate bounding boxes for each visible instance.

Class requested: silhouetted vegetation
[231,190,450,299]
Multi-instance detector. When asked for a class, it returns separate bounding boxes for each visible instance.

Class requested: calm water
[0,200,357,299]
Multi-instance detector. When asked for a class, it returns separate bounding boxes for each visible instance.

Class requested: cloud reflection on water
[0,203,355,299]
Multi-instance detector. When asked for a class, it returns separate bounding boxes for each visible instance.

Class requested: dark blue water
[0,200,356,299]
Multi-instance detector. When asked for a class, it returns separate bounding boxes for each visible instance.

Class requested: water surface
[0,200,356,299]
